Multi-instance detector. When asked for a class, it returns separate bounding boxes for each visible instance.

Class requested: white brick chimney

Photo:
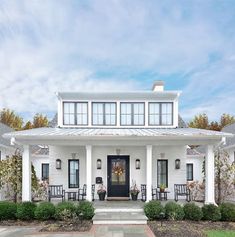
[152,81,164,92]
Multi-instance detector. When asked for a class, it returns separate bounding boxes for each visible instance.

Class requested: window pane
[63,103,75,125]
[149,103,160,125]
[157,160,168,187]
[42,163,49,180]
[187,164,193,181]
[133,103,144,125]
[76,103,88,125]
[121,103,132,125]
[161,103,173,125]
[69,160,79,188]
[105,103,116,125]
[92,103,104,125]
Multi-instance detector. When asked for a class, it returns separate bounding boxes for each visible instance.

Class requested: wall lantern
[97,159,102,169]
[175,159,180,169]
[56,159,62,169]
[136,159,140,169]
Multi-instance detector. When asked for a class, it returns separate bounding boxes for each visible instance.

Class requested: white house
[3,81,233,204]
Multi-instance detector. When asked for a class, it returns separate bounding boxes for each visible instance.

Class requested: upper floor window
[92,102,116,125]
[120,103,144,126]
[149,102,173,126]
[63,102,88,125]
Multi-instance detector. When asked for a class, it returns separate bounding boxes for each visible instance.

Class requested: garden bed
[148,221,235,237]
[0,220,92,232]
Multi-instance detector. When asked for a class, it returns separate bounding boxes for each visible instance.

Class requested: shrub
[34,202,55,220]
[144,201,165,220]
[17,202,36,220]
[183,203,203,221]
[219,203,235,222]
[77,201,95,220]
[55,202,76,221]
[165,202,184,220]
[202,204,221,221]
[0,201,17,220]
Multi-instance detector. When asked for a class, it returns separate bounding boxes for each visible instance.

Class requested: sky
[0,0,235,122]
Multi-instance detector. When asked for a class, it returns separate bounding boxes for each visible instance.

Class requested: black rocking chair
[78,184,87,201]
[48,185,65,202]
[174,184,191,202]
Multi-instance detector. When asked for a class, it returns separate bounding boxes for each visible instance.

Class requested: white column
[205,145,215,204]
[86,145,92,201]
[22,145,31,201]
[146,145,153,202]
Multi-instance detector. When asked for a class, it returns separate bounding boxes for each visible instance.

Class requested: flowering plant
[130,181,140,195]
[97,184,106,194]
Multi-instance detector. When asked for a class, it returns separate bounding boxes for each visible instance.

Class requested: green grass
[206,230,235,237]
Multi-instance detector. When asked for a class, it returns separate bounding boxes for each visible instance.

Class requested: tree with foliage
[188,113,209,129]
[189,113,235,131]
[220,113,235,129]
[23,121,33,130]
[32,113,48,128]
[0,149,38,202]
[0,108,23,130]
[214,148,235,204]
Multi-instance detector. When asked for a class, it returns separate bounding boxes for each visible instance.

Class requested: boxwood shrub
[144,201,165,220]
[183,203,203,221]
[34,202,55,220]
[17,202,36,220]
[0,201,17,220]
[55,202,76,220]
[165,202,184,220]
[202,204,221,221]
[76,201,95,220]
[219,203,235,222]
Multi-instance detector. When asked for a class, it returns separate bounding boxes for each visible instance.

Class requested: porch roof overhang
[3,127,233,146]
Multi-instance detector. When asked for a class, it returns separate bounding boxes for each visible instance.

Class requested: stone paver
[0,225,155,237]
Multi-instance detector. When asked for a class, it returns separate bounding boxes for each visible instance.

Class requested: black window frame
[41,163,49,180]
[120,102,145,126]
[148,102,173,126]
[68,159,79,188]
[186,163,194,181]
[63,102,88,126]
[92,102,117,126]
[157,159,168,188]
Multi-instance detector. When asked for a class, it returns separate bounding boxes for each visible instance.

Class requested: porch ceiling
[2,127,233,146]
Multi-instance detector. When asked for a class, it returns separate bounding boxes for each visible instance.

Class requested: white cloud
[0,0,235,121]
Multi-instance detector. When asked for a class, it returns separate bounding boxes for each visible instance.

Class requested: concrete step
[92,211,148,225]
[95,208,143,213]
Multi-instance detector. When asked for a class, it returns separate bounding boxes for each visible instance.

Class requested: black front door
[107,155,130,197]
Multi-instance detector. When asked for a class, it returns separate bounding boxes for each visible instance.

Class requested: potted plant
[97,184,106,201]
[130,181,140,201]
[159,184,166,192]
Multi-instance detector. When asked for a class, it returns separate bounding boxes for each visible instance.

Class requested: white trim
[146,145,152,202]
[86,145,92,201]
[22,145,31,201]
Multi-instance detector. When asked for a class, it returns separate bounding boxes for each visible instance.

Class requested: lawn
[206,230,235,237]
[148,221,235,237]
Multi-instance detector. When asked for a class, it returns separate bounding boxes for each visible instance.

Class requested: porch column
[146,145,152,202]
[86,145,92,201]
[205,145,215,204]
[22,145,31,201]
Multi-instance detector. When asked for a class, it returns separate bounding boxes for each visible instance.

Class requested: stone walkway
[0,225,155,237]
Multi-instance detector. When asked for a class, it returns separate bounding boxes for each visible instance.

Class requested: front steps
[93,203,148,225]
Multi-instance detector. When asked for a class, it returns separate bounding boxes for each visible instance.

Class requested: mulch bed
[0,220,92,232]
[148,220,235,237]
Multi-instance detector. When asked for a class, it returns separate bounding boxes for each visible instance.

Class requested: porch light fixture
[97,159,102,169]
[135,159,140,169]
[56,159,61,169]
[175,159,180,169]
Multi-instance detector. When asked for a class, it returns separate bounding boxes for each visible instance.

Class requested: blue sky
[0,0,235,122]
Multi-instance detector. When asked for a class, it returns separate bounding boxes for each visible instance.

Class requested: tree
[188,114,209,129]
[32,113,48,128]
[220,114,235,129]
[208,121,220,131]
[0,149,38,202]
[23,121,33,130]
[0,108,23,130]
[214,148,235,204]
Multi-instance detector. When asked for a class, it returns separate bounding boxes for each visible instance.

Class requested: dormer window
[120,103,145,126]
[63,102,88,125]
[149,102,173,126]
[92,102,116,126]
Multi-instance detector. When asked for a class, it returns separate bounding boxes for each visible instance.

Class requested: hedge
[144,201,165,220]
[0,201,17,220]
